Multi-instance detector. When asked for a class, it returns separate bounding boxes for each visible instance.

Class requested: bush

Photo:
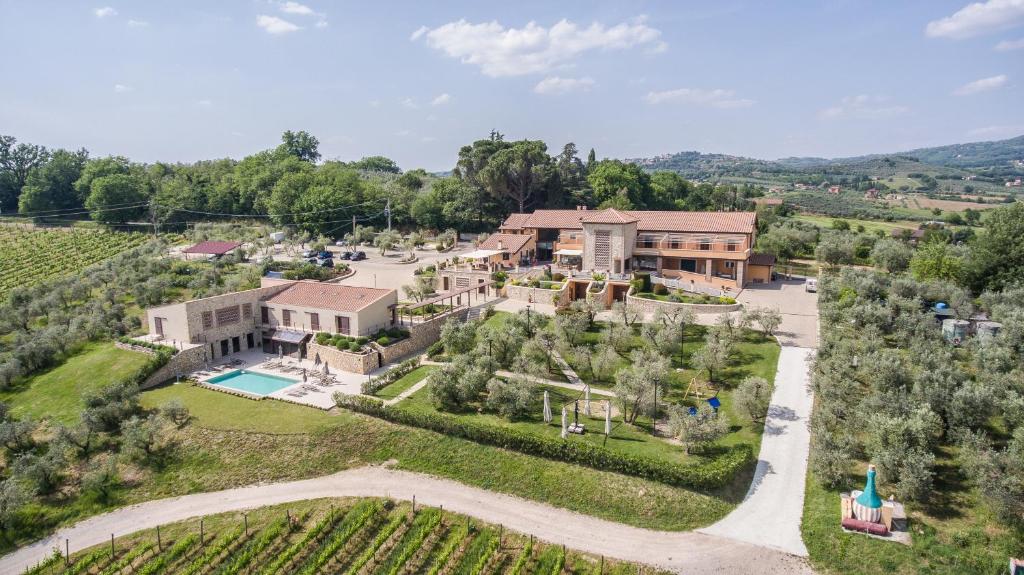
[335,395,753,490]
[376,336,391,346]
[361,358,421,395]
[355,336,368,345]
[653,283,669,296]
[348,342,362,352]
[426,341,444,359]
[634,272,652,292]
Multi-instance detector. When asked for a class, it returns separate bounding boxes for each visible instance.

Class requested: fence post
[412,495,416,515]
[110,534,115,558]
[65,539,69,566]
[201,518,205,545]
[599,556,604,574]
[157,525,162,551]
[244,513,248,535]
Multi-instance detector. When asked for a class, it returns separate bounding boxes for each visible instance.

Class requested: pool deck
[190,349,391,410]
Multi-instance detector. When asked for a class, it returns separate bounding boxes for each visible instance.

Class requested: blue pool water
[206,370,299,396]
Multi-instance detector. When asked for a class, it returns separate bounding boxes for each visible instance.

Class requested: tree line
[1,131,763,236]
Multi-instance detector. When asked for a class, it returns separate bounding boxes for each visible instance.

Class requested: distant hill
[625,135,1024,192]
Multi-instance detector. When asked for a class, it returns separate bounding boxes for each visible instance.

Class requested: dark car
[351,251,367,261]
[304,256,318,264]
[317,250,331,259]
[339,251,353,260]
[318,258,334,268]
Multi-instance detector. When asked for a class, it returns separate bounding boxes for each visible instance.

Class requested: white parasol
[561,406,568,439]
[543,390,552,423]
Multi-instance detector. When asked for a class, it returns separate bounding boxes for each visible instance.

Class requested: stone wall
[307,341,379,374]
[626,289,741,314]
[378,308,469,364]
[141,345,207,389]
[505,282,568,306]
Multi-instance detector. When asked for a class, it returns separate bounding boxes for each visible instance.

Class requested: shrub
[335,395,753,489]
[376,336,391,346]
[355,336,368,345]
[551,272,565,282]
[653,283,669,296]
[348,342,362,352]
[361,358,420,394]
[426,341,444,359]
[315,332,331,345]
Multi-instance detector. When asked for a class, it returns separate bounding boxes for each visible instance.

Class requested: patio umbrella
[302,369,307,383]
[543,390,552,423]
[561,407,568,439]
[604,400,611,435]
[584,385,591,416]
[278,345,284,360]
[322,361,330,375]
[314,353,321,366]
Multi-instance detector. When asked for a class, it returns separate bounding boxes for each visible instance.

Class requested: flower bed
[315,332,370,353]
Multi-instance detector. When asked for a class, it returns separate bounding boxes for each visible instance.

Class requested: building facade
[144,279,398,361]
[498,207,773,291]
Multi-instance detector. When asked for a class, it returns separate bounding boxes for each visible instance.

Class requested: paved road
[699,346,815,556]
[735,279,819,348]
[0,467,813,575]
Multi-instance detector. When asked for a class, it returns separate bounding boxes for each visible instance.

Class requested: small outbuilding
[942,319,970,345]
[182,240,243,260]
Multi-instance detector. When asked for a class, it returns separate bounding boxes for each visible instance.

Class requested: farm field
[791,214,918,234]
[0,225,149,298]
[882,194,1002,212]
[38,498,663,575]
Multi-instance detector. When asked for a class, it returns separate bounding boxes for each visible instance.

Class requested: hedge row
[336,395,752,490]
[117,336,178,355]
[361,358,421,395]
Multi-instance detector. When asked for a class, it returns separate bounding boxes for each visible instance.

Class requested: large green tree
[85,174,149,225]
[277,130,320,163]
[74,156,132,204]
[586,160,652,209]
[479,140,551,213]
[0,135,49,212]
[18,149,89,217]
[966,202,1024,293]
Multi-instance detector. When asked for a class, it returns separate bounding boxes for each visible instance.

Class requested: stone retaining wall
[379,308,470,364]
[307,342,379,374]
[142,345,207,389]
[505,282,568,306]
[626,289,742,314]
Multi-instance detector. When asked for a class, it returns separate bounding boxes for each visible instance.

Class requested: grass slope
[0,342,151,425]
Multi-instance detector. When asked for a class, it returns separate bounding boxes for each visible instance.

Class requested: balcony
[633,237,749,258]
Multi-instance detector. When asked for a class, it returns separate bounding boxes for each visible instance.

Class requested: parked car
[339,251,354,260]
[351,251,367,261]
[304,256,318,264]
[300,250,315,258]
[805,278,817,292]
[335,240,346,247]
[318,258,334,268]
[317,250,331,259]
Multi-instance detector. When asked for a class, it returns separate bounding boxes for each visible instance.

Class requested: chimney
[498,240,504,250]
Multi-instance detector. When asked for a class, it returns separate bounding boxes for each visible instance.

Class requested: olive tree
[692,331,732,383]
[485,376,534,420]
[734,376,772,423]
[668,404,728,454]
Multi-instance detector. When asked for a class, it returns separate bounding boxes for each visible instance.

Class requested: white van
[805,278,817,292]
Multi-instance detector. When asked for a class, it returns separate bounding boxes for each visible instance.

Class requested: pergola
[397,280,495,325]
[182,240,242,259]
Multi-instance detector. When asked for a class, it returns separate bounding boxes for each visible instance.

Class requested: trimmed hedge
[335,395,753,490]
[117,336,177,355]
[362,358,420,395]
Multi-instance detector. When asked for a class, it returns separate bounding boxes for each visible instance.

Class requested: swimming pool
[206,370,299,396]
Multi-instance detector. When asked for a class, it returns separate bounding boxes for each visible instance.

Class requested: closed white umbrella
[322,361,330,375]
[584,385,591,416]
[314,353,321,366]
[604,400,611,435]
[543,390,552,423]
[561,407,568,439]
[278,345,284,360]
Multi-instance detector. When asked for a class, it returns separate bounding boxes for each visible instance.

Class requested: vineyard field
[0,225,149,298]
[35,498,664,575]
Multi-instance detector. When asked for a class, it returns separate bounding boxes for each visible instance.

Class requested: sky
[1,0,1022,171]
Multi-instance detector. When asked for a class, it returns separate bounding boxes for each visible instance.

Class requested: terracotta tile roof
[183,240,242,255]
[748,253,776,266]
[264,282,394,312]
[499,209,756,234]
[580,208,638,224]
[478,233,532,254]
[498,213,532,230]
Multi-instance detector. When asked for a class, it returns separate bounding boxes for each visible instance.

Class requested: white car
[805,278,817,292]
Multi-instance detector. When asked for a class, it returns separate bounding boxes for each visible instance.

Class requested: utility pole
[352,215,356,238]
[385,198,392,231]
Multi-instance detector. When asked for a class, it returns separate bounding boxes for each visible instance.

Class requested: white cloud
[967,124,1024,138]
[430,93,451,106]
[256,14,301,34]
[925,0,1024,39]
[315,19,328,28]
[995,37,1024,50]
[954,74,1008,95]
[127,19,148,28]
[818,95,908,119]
[533,76,595,95]
[410,26,428,41]
[94,6,117,18]
[412,16,663,77]
[401,98,418,109]
[113,84,132,93]
[644,88,754,108]
[279,1,314,15]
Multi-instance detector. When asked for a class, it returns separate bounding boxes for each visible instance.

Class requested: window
[699,238,712,251]
[215,305,240,326]
[726,240,740,252]
[282,309,292,327]
[724,261,735,269]
[242,303,253,319]
[201,311,213,329]
[336,315,350,335]
[309,312,320,331]
[154,317,164,336]
[261,306,269,323]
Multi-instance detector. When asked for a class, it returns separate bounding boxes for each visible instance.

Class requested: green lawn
[372,365,435,401]
[0,342,152,425]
